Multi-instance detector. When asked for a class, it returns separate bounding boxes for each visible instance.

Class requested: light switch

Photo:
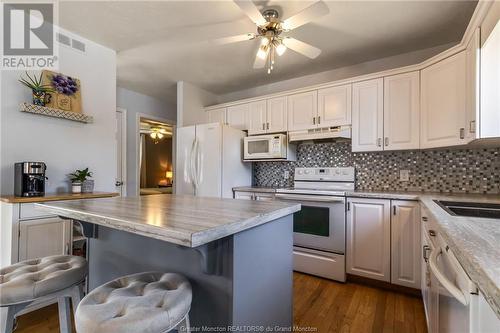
[400,170,410,182]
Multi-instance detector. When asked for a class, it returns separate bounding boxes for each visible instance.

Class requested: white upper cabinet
[266,96,287,133]
[420,51,467,149]
[227,104,249,130]
[247,101,267,135]
[287,91,317,131]
[317,84,352,127]
[480,22,500,139]
[383,72,420,150]
[352,78,384,152]
[465,28,480,141]
[207,107,227,124]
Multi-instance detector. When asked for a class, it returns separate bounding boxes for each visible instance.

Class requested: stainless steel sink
[434,200,500,219]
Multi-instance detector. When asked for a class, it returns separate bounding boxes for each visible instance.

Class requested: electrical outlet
[284,170,290,180]
[400,169,410,182]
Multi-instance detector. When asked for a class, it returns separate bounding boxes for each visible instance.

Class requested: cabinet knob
[459,128,465,139]
[262,123,265,130]
[384,137,389,146]
[313,117,316,125]
[377,138,382,147]
[266,122,269,130]
[318,116,321,124]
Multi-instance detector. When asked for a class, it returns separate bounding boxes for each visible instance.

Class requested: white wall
[116,87,176,196]
[176,81,218,127]
[0,29,116,195]
[217,43,455,103]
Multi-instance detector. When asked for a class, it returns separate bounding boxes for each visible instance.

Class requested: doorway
[138,117,174,196]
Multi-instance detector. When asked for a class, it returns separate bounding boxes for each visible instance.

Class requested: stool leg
[1,306,16,333]
[58,297,72,333]
[70,283,84,315]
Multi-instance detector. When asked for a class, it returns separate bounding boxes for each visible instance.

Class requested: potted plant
[69,168,94,193]
[19,71,54,106]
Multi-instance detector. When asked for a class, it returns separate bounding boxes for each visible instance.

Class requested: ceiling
[59,1,478,102]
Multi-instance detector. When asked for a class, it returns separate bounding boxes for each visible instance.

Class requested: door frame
[116,108,127,196]
[135,112,177,196]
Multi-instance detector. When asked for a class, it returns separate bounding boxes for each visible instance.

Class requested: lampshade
[166,171,173,179]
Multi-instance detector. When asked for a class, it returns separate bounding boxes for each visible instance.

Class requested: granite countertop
[36,194,300,248]
[0,191,119,203]
[233,186,280,193]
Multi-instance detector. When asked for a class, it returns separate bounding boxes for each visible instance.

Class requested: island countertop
[36,194,301,248]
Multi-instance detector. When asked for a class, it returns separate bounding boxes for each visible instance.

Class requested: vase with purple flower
[50,74,79,111]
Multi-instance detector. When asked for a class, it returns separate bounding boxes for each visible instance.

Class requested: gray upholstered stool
[75,272,192,333]
[0,255,87,333]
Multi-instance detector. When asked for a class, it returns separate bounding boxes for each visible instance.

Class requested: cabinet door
[391,200,421,289]
[267,97,287,133]
[465,28,480,141]
[420,52,466,149]
[207,108,227,124]
[352,78,384,152]
[317,84,352,127]
[18,217,71,261]
[287,91,317,131]
[346,198,391,282]
[383,72,420,150]
[247,101,267,135]
[227,104,250,130]
[234,191,254,200]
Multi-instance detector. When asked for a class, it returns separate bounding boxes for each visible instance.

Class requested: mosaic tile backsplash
[253,141,500,194]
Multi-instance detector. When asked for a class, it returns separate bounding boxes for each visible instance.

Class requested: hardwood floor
[293,272,427,333]
[14,272,427,333]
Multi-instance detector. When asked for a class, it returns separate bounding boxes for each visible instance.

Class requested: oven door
[275,193,345,253]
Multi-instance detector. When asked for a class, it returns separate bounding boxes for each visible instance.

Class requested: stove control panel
[295,167,355,182]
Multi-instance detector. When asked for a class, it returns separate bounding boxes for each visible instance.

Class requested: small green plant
[69,168,93,183]
[19,71,54,93]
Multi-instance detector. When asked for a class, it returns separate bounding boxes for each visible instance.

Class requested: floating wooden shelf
[20,102,93,123]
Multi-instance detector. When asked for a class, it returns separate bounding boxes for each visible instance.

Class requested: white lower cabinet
[346,198,391,282]
[18,217,72,261]
[347,197,421,287]
[234,191,254,200]
[391,200,421,288]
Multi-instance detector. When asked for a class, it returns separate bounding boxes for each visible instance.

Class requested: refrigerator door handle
[195,139,202,189]
[189,139,198,191]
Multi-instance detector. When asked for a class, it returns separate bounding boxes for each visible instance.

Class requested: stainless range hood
[288,126,351,142]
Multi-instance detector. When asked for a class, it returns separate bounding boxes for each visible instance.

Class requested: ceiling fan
[216,0,329,74]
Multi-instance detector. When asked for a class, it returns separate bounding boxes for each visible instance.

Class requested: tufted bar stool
[0,254,87,333]
[75,272,192,333]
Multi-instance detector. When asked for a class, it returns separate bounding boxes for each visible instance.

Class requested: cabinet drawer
[19,203,55,220]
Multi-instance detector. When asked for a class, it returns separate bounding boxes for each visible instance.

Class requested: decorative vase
[72,182,82,194]
[32,90,47,106]
[82,179,94,193]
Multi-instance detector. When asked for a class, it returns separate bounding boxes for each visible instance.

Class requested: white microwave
[243,134,296,161]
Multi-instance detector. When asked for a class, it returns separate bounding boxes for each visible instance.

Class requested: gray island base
[36,195,301,331]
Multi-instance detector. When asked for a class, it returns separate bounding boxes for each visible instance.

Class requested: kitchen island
[36,194,301,331]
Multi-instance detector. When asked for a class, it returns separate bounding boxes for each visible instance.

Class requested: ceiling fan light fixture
[257,45,269,60]
[260,37,270,46]
[276,43,287,56]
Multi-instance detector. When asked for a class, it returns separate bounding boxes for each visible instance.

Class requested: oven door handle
[275,193,345,203]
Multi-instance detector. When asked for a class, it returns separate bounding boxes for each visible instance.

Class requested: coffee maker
[14,162,47,197]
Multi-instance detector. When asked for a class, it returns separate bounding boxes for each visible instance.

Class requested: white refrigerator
[175,123,252,198]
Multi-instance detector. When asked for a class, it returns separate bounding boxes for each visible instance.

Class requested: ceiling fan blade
[253,49,268,68]
[282,1,329,31]
[213,33,255,45]
[234,0,267,26]
[282,37,321,59]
